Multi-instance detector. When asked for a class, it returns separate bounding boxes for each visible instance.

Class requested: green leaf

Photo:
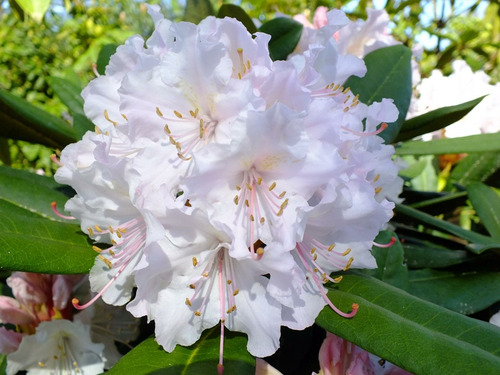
[108,327,255,375]
[96,44,119,76]
[183,0,215,24]
[409,269,500,315]
[448,152,500,190]
[396,96,486,142]
[0,89,76,149]
[316,274,500,374]
[345,45,412,144]
[395,203,499,252]
[0,199,95,274]
[13,0,50,22]
[259,18,303,61]
[367,231,409,290]
[47,77,85,116]
[395,132,500,155]
[402,242,470,268]
[467,182,500,239]
[217,4,257,34]
[0,165,73,222]
[0,354,6,375]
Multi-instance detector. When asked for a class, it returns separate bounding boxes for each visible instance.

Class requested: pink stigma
[51,202,76,220]
[50,154,62,166]
[373,236,397,248]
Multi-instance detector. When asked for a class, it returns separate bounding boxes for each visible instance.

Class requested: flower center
[233,168,288,259]
[156,106,219,160]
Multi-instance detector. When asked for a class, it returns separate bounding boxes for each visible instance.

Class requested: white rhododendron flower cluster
[54,5,401,371]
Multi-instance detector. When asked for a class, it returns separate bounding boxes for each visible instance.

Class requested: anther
[257,177,262,185]
[373,174,380,182]
[260,217,265,224]
[236,185,241,191]
[185,298,192,306]
[94,225,103,233]
[95,126,102,134]
[192,257,198,267]
[164,124,171,135]
[92,246,102,253]
[343,257,354,271]
[189,284,196,289]
[245,199,249,207]
[87,227,94,236]
[375,187,382,194]
[246,182,252,190]
[121,113,128,121]
[268,182,276,191]
[310,247,316,254]
[104,109,118,126]
[233,195,239,205]
[334,276,343,283]
[342,248,352,256]
[227,280,232,285]
[328,244,335,252]
[233,289,239,296]
[194,311,201,316]
[156,107,163,117]
[39,362,45,368]
[98,255,112,269]
[278,191,286,198]
[250,215,255,222]
[173,110,183,119]
[256,247,264,255]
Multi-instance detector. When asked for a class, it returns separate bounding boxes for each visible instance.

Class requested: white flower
[55,6,403,372]
[6,320,105,375]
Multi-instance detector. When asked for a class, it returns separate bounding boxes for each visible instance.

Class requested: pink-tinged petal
[6,272,49,306]
[255,358,283,375]
[52,275,77,310]
[313,7,329,29]
[0,327,23,354]
[0,296,34,325]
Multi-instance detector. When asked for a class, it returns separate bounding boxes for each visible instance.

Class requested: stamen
[373,174,380,182]
[50,154,62,166]
[173,110,183,119]
[104,109,118,126]
[50,202,75,220]
[192,257,198,267]
[341,122,388,136]
[375,187,382,194]
[92,63,100,77]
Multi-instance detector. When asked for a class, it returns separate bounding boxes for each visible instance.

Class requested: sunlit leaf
[395,132,500,155]
[447,152,500,190]
[396,96,486,142]
[184,0,215,24]
[13,0,50,22]
[345,45,412,144]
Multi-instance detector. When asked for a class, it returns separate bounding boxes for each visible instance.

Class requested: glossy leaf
[96,44,118,75]
[395,132,500,155]
[396,96,486,142]
[316,274,500,374]
[217,4,257,34]
[345,45,412,144]
[395,203,499,252]
[467,182,500,239]
[0,165,73,222]
[47,77,84,116]
[259,18,303,61]
[447,152,500,190]
[0,89,76,148]
[108,327,255,375]
[367,231,409,290]
[0,199,94,274]
[402,242,470,268]
[409,269,500,315]
[184,0,215,24]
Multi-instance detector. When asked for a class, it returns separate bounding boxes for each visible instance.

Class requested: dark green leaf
[467,182,500,239]
[0,165,73,222]
[409,269,500,314]
[316,274,500,374]
[259,18,303,61]
[183,0,215,24]
[403,242,470,268]
[217,4,257,34]
[396,96,486,142]
[345,45,412,144]
[367,231,409,290]
[395,203,499,252]
[395,132,500,155]
[96,44,119,75]
[448,152,500,190]
[0,138,11,165]
[73,113,95,140]
[108,327,255,375]
[0,90,77,148]
[0,199,94,274]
